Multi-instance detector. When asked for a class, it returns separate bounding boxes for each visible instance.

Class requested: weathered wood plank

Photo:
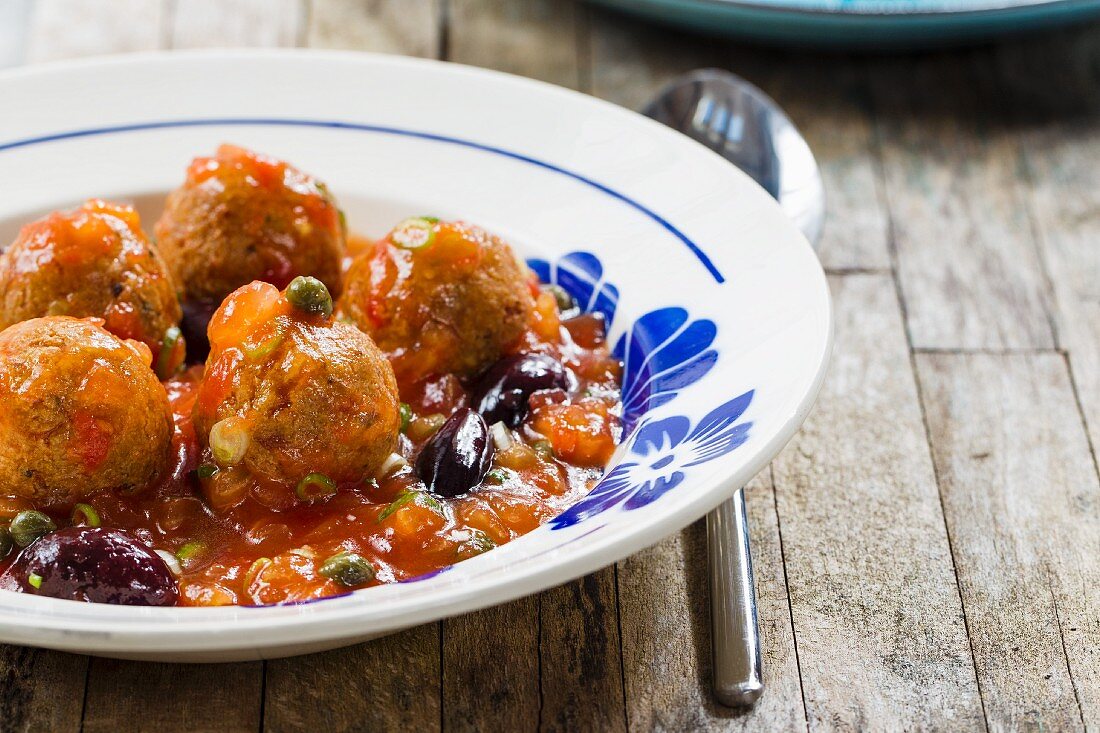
[585,12,889,272]
[26,0,166,62]
[448,0,580,88]
[772,274,985,730]
[306,0,440,57]
[168,0,305,48]
[917,352,1100,730]
[868,53,1055,350]
[729,54,891,273]
[442,597,539,732]
[539,568,626,733]
[83,659,262,733]
[0,647,87,733]
[618,470,805,731]
[266,626,442,733]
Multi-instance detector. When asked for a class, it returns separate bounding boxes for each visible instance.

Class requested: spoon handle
[708,488,763,706]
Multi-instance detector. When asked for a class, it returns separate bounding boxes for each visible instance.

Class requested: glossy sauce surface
[0,268,622,606]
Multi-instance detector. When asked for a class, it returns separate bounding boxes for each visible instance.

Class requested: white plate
[0,50,831,662]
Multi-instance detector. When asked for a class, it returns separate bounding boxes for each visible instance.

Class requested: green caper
[319,551,375,587]
[285,276,333,318]
[10,510,56,547]
[543,284,576,314]
[0,527,12,558]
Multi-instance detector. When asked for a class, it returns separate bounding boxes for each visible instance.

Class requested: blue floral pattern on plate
[551,391,754,529]
[528,251,752,528]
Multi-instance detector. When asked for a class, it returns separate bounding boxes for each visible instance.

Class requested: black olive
[472,353,570,428]
[416,408,494,498]
[180,299,219,365]
[0,527,178,606]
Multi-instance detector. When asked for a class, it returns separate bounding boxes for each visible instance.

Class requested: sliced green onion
[156,326,182,379]
[196,463,219,480]
[9,511,55,547]
[318,552,375,587]
[241,324,286,360]
[399,403,413,433]
[71,503,101,528]
[176,541,205,567]
[27,573,42,590]
[296,472,337,503]
[243,557,272,589]
[285,276,333,318]
[378,490,443,522]
[418,215,440,224]
[209,419,250,466]
[391,218,436,249]
[154,549,182,576]
[374,453,408,480]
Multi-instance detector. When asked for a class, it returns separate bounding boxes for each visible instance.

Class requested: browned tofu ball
[155,144,346,305]
[192,280,400,510]
[0,200,185,376]
[338,219,536,383]
[0,317,173,506]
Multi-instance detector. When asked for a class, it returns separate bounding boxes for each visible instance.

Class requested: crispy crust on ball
[194,320,400,486]
[0,201,182,355]
[0,317,173,505]
[155,147,345,303]
[338,221,534,382]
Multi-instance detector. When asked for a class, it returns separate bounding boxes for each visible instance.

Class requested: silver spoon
[642,69,825,707]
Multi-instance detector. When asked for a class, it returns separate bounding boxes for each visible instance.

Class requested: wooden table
[3,1,1099,730]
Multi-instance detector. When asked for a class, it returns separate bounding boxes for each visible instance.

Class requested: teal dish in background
[589,0,1100,47]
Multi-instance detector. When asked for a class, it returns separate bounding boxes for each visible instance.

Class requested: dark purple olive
[472,353,570,428]
[416,408,494,498]
[0,527,177,606]
[180,298,218,365]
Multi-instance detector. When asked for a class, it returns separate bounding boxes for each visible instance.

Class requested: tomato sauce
[0,269,623,607]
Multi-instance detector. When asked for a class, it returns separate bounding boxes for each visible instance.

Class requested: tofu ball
[155,144,346,305]
[0,317,173,505]
[338,219,536,382]
[0,200,185,377]
[193,280,400,510]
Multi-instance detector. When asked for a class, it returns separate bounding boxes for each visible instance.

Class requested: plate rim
[0,49,833,655]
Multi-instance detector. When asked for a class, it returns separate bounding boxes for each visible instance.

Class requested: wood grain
[83,659,262,733]
[448,0,581,88]
[868,53,1055,351]
[168,0,305,48]
[618,470,805,732]
[917,352,1100,730]
[539,569,627,733]
[442,597,539,732]
[771,274,985,730]
[26,0,166,62]
[306,0,441,57]
[0,647,86,733]
[266,626,442,733]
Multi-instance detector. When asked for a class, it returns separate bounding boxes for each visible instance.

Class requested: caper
[399,403,413,433]
[318,551,375,587]
[543,284,576,314]
[9,510,56,547]
[285,276,333,318]
[0,527,12,558]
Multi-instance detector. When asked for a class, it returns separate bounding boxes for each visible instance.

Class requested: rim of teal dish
[668,0,1092,16]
